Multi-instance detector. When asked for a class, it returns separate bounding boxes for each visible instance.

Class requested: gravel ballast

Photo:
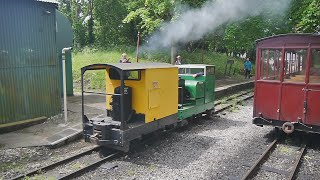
[2,98,320,180]
[78,100,275,180]
[0,140,96,179]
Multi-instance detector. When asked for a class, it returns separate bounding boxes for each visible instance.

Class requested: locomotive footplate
[84,114,178,152]
[84,115,124,146]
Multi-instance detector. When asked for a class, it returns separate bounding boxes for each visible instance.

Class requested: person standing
[175,55,183,65]
[244,57,253,79]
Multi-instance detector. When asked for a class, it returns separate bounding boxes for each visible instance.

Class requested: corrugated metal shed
[56,10,74,96]
[0,0,61,124]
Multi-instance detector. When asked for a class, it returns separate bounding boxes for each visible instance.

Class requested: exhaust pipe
[62,47,73,124]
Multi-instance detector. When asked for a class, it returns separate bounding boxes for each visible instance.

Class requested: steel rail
[58,152,120,180]
[214,90,253,106]
[215,92,254,113]
[288,144,306,180]
[11,146,100,180]
[241,139,278,180]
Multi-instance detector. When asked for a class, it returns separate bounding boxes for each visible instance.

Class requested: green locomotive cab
[177,64,215,120]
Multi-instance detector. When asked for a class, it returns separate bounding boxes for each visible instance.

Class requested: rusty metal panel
[0,0,61,124]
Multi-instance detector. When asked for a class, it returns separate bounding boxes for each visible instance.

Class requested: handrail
[83,91,121,96]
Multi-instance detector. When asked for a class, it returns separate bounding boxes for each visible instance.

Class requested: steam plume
[143,0,291,51]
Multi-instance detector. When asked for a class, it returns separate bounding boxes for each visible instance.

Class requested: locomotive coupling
[282,122,295,134]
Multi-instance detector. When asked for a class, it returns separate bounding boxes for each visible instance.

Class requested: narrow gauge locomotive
[253,34,320,134]
[81,63,215,151]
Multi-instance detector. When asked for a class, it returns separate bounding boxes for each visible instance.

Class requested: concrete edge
[47,128,83,148]
[0,116,47,134]
[215,81,254,99]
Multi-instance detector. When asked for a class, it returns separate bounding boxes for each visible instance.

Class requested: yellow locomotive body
[82,63,179,151]
[105,66,178,123]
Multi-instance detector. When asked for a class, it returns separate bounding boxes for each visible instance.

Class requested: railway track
[241,139,306,180]
[214,89,254,113]
[9,90,254,180]
[11,146,120,180]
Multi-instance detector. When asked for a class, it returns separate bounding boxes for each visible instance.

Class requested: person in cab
[119,53,131,63]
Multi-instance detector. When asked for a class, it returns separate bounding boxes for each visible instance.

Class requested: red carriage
[253,34,320,134]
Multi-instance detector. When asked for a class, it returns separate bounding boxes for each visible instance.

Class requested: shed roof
[82,63,176,72]
[35,0,59,4]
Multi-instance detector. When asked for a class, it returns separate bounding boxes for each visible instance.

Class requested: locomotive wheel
[206,109,215,119]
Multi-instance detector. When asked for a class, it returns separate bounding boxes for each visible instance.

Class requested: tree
[288,0,320,33]
[58,0,95,48]
[123,0,174,37]
[94,0,134,47]
[297,0,320,32]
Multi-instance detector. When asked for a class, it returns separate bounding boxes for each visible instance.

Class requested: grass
[72,47,247,91]
[71,162,83,170]
[228,104,240,112]
[0,161,25,173]
[22,175,55,180]
[278,146,294,154]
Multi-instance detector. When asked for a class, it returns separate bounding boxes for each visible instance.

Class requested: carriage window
[283,49,307,82]
[260,49,282,81]
[309,49,320,83]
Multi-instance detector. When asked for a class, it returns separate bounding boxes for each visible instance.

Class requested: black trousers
[245,70,251,79]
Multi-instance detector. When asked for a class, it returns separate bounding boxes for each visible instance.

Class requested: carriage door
[254,49,282,121]
[280,49,307,123]
[305,48,320,126]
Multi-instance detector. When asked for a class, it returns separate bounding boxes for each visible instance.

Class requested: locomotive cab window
[206,66,215,75]
[179,68,205,75]
[109,68,141,80]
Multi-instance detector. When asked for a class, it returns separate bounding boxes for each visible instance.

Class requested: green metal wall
[56,10,74,96]
[0,0,61,124]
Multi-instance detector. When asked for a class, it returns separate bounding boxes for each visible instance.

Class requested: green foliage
[123,0,174,36]
[94,0,135,47]
[181,0,207,7]
[297,0,320,32]
[288,0,320,33]
[58,0,320,52]
[223,13,291,58]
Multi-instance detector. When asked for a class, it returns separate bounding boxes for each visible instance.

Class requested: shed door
[305,48,320,126]
[280,49,307,123]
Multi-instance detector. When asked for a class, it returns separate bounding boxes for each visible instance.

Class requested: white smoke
[143,0,291,51]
